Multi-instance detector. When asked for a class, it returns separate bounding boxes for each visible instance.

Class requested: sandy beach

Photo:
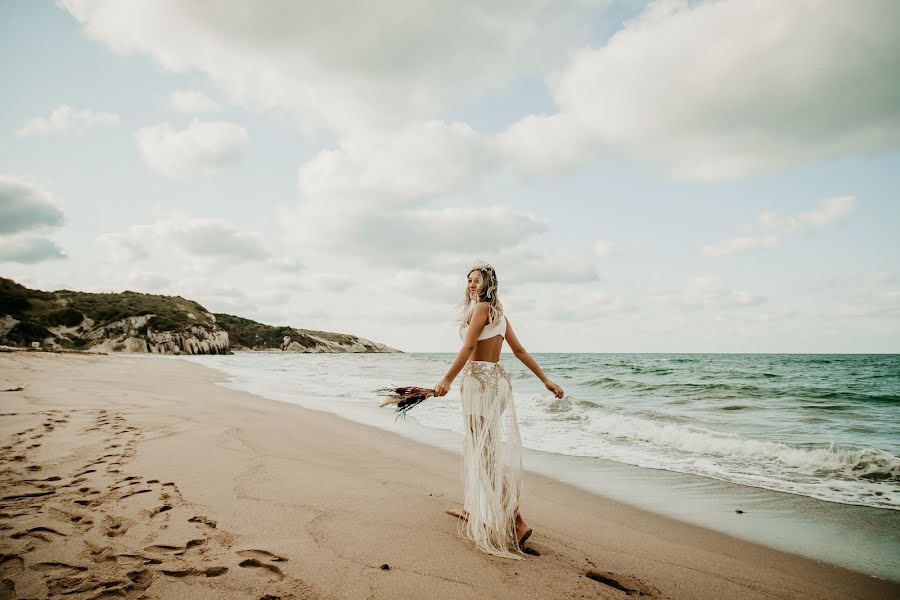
[0,352,896,600]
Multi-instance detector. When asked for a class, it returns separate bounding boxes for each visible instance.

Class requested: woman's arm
[433,302,489,396]
[505,318,564,398]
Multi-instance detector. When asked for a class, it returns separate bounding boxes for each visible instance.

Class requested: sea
[177,352,900,581]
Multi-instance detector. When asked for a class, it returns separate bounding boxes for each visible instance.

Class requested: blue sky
[1,0,898,352]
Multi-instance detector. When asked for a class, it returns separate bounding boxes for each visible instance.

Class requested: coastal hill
[0,277,398,355]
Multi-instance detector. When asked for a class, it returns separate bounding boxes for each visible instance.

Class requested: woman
[433,262,564,559]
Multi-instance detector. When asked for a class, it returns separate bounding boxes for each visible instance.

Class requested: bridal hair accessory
[378,386,435,419]
[469,260,498,301]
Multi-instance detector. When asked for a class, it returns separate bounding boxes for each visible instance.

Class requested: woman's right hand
[433,378,451,397]
[544,380,564,399]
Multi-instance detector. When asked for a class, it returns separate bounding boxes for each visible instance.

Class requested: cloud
[536,289,637,321]
[0,235,67,263]
[169,90,223,113]
[285,202,548,268]
[135,119,248,176]
[755,196,857,236]
[296,121,495,209]
[282,120,554,267]
[500,0,900,180]
[173,218,270,260]
[703,196,856,256]
[61,0,603,133]
[702,235,778,257]
[653,276,764,311]
[812,292,900,319]
[125,270,170,291]
[97,214,271,264]
[97,233,148,264]
[482,246,597,285]
[16,104,121,136]
[0,175,65,234]
[592,239,638,258]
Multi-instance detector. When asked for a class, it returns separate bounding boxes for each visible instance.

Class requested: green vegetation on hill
[55,289,214,333]
[213,313,319,349]
[0,276,216,348]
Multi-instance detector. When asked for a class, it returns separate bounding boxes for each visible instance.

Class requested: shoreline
[0,352,897,599]
[186,352,900,580]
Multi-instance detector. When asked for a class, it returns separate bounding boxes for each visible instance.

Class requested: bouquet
[378,386,435,418]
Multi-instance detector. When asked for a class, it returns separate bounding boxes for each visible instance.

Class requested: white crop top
[459,313,507,341]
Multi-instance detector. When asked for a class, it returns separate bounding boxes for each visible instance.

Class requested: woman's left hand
[433,378,451,397]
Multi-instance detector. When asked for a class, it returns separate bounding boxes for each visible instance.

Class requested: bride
[433,262,564,559]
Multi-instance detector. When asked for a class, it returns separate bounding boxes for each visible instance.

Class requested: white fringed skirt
[458,360,525,559]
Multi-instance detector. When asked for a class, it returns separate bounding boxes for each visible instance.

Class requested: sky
[1,0,899,353]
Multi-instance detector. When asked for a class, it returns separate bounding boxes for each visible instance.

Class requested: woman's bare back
[468,334,504,362]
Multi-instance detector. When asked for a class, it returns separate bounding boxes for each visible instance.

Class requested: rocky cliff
[0,278,230,355]
[0,278,397,355]
[213,313,399,353]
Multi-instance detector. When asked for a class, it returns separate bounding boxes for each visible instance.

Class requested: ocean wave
[575,375,899,405]
[580,411,900,483]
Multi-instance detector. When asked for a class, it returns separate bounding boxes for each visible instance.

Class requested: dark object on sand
[380,563,390,570]
[1,386,24,392]
[735,508,744,514]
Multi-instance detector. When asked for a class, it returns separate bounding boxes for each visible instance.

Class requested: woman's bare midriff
[467,335,504,362]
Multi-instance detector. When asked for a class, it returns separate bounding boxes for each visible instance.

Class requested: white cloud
[282,120,554,267]
[755,196,857,236]
[135,119,248,177]
[16,104,121,136]
[97,232,148,264]
[173,217,269,260]
[486,246,597,285]
[500,0,900,180]
[97,214,271,264]
[169,89,223,113]
[862,272,897,288]
[297,121,495,209]
[653,276,764,311]
[61,0,603,133]
[593,240,619,258]
[702,235,778,257]
[0,235,67,263]
[125,270,170,291]
[703,196,856,256]
[0,175,65,234]
[536,289,637,321]
[284,202,548,268]
[812,292,900,320]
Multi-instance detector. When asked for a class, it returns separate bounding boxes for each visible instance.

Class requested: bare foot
[515,513,533,546]
[446,509,469,520]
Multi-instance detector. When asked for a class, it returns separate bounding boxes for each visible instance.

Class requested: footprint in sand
[188,515,217,528]
[237,549,288,563]
[160,565,228,578]
[11,526,66,542]
[238,558,285,579]
[103,516,129,538]
[144,538,207,557]
[0,554,24,573]
[585,569,660,597]
[119,488,152,500]
[150,504,172,518]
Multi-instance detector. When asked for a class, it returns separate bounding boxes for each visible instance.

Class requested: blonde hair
[457,261,504,327]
